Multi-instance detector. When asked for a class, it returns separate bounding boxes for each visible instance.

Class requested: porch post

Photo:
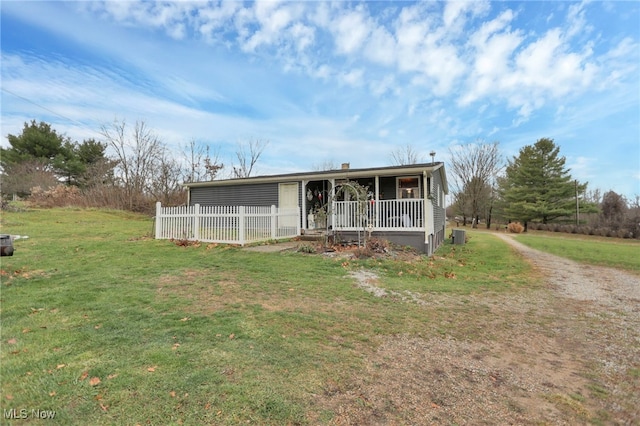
[423,171,429,245]
[330,178,336,230]
[374,175,380,229]
[301,180,307,230]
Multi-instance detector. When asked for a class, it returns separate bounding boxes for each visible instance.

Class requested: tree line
[0,119,267,213]
[1,119,638,238]
[445,139,639,238]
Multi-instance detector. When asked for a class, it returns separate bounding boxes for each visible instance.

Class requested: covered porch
[301,173,434,234]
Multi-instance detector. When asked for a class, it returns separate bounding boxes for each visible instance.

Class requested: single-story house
[184,162,448,255]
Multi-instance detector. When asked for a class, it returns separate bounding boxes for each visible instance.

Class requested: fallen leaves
[7,338,17,345]
[89,377,101,386]
[147,366,157,372]
[171,238,201,248]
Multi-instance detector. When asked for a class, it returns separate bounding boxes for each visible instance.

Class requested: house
[184,162,448,255]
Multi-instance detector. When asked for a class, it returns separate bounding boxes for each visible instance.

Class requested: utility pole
[575,180,580,225]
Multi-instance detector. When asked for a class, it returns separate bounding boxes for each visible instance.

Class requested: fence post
[239,206,246,245]
[271,205,277,240]
[193,204,200,241]
[155,202,162,239]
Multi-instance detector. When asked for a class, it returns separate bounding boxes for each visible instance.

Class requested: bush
[579,226,592,235]
[507,222,524,233]
[297,243,317,254]
[366,238,390,254]
[352,246,374,259]
[28,185,81,208]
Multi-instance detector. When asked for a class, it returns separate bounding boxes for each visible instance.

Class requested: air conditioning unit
[452,229,466,245]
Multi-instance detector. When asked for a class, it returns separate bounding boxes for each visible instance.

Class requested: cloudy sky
[1,1,639,198]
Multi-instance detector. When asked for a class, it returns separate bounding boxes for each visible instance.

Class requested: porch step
[298,230,326,241]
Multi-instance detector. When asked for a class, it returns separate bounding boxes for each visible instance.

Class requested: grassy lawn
[1,207,634,424]
[512,231,640,273]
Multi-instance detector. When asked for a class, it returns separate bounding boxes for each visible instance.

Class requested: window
[397,176,420,199]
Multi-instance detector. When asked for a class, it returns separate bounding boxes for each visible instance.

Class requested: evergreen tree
[1,121,115,195]
[1,120,66,169]
[498,138,587,227]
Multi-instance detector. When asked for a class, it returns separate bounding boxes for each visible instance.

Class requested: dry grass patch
[155,268,356,318]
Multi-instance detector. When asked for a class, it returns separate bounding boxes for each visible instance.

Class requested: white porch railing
[332,199,424,231]
[155,202,300,245]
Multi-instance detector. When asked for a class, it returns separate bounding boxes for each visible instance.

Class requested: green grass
[0,208,560,424]
[360,231,535,294]
[512,232,640,272]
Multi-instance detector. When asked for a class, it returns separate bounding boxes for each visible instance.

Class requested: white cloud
[393,4,467,95]
[442,0,490,30]
[331,5,372,55]
[339,69,365,87]
[197,1,242,41]
[363,26,396,66]
[241,1,298,52]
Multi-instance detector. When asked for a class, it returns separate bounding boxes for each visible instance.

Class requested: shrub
[507,222,524,233]
[579,226,592,235]
[615,229,628,239]
[297,243,316,254]
[29,184,81,208]
[352,246,374,259]
[366,238,390,254]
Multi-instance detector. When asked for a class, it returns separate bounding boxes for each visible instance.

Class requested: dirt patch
[315,234,640,425]
[156,268,345,316]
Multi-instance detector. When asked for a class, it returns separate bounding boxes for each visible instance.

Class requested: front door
[279,182,299,227]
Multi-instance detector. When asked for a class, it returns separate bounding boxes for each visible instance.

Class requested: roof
[184,162,448,193]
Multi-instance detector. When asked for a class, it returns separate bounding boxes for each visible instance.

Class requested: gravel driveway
[318,233,640,425]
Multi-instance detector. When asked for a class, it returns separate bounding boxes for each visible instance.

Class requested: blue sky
[1,1,639,199]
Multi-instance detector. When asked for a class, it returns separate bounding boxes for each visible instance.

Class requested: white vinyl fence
[155,202,300,245]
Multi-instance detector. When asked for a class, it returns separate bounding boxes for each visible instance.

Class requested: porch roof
[184,162,448,194]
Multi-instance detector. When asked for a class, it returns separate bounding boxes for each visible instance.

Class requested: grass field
[1,207,637,424]
[512,232,640,272]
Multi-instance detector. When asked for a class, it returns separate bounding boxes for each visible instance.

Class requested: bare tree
[312,160,340,171]
[100,119,164,210]
[232,139,268,178]
[1,159,58,197]
[148,152,184,205]
[181,139,224,182]
[449,141,502,228]
[390,144,424,165]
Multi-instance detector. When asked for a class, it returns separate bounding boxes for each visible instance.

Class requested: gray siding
[190,182,279,207]
[432,170,447,252]
[432,170,446,231]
